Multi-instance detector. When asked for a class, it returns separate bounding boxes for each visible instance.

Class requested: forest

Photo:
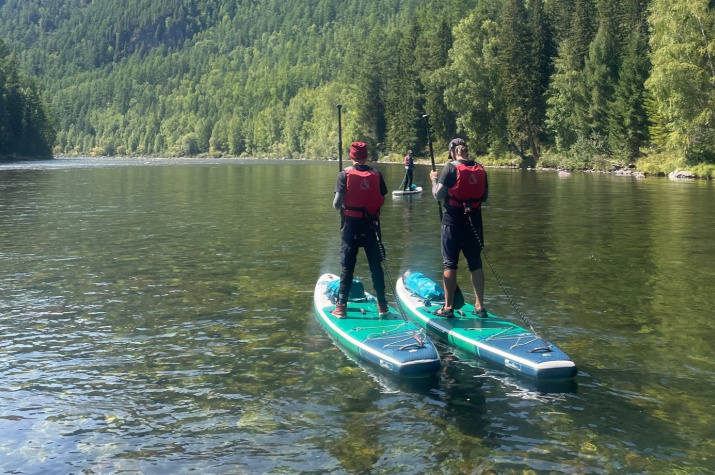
[0,0,713,175]
[0,37,55,159]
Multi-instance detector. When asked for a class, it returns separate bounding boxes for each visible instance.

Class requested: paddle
[422,114,442,221]
[422,114,464,310]
[336,104,343,171]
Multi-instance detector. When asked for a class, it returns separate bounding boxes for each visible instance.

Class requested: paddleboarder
[332,142,389,318]
[429,138,489,318]
[403,149,414,191]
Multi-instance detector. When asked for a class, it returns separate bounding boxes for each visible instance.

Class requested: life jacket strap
[342,205,380,221]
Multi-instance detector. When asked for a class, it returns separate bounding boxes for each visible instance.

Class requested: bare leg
[443,268,458,309]
[470,268,485,309]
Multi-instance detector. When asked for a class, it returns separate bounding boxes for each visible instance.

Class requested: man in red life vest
[429,137,489,318]
[332,142,389,318]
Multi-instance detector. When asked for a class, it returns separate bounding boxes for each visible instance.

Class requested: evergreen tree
[420,19,456,150]
[544,0,574,47]
[0,36,55,159]
[607,24,650,160]
[444,12,506,155]
[345,28,391,158]
[530,0,552,152]
[545,39,583,152]
[646,0,715,161]
[499,0,542,159]
[581,21,619,142]
[385,18,421,154]
[570,0,598,66]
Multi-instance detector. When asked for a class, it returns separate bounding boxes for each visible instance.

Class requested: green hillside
[1,0,713,171]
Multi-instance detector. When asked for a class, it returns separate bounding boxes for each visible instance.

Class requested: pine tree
[345,28,390,158]
[570,0,598,66]
[529,0,551,149]
[581,21,619,142]
[544,0,574,46]
[499,0,542,159]
[0,39,55,159]
[420,19,456,151]
[385,18,421,154]
[545,39,583,152]
[607,24,650,160]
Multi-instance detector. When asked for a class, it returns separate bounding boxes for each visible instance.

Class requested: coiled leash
[372,220,426,349]
[463,204,552,353]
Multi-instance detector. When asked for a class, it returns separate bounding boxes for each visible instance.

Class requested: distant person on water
[332,142,389,318]
[429,137,489,318]
[403,149,414,191]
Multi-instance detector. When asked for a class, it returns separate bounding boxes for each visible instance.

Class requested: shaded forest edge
[0,0,713,178]
[0,38,56,160]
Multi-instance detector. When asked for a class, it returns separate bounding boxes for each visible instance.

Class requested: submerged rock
[668,170,695,179]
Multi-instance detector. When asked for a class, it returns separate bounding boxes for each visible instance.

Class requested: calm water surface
[0,157,713,474]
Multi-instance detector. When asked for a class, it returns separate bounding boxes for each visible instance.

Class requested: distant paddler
[402,149,415,191]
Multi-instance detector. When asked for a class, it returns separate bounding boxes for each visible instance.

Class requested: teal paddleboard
[314,273,441,377]
[395,271,577,380]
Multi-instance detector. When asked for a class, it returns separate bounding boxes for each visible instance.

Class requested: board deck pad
[314,273,441,377]
[395,272,577,380]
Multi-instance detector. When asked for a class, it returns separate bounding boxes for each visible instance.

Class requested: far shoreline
[1,154,710,180]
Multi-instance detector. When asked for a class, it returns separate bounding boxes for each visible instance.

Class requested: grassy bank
[381,150,715,179]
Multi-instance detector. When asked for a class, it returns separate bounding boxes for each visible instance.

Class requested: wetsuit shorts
[441,223,482,272]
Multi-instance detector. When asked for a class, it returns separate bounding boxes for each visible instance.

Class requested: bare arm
[333,191,344,210]
[431,179,448,201]
[430,169,448,201]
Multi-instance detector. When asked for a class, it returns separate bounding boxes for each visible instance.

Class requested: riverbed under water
[0,157,713,474]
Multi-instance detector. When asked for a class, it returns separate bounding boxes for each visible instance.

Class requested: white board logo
[469,173,479,185]
[360,178,371,190]
[380,360,393,371]
[505,359,521,372]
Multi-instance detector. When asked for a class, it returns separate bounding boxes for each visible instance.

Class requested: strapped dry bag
[325,278,366,302]
[404,272,444,301]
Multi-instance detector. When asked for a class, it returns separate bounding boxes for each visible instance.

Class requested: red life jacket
[342,166,384,219]
[447,161,486,209]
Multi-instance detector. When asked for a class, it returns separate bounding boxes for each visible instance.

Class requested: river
[0,157,713,474]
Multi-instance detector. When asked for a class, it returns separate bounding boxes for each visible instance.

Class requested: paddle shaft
[337,104,343,171]
[422,114,443,220]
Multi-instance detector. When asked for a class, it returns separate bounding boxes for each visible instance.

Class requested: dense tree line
[0,0,713,168]
[0,37,55,159]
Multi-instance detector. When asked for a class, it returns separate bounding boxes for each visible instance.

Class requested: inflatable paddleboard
[395,271,577,380]
[314,273,441,377]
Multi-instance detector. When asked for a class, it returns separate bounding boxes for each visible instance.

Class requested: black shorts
[441,223,482,271]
